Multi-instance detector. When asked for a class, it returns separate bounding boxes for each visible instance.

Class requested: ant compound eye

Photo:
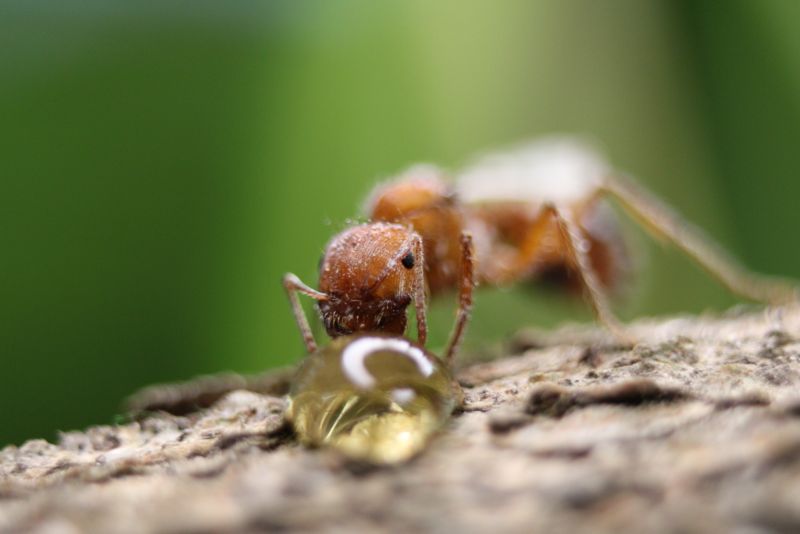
[401,251,415,269]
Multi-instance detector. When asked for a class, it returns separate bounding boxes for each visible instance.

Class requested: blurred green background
[2,1,799,446]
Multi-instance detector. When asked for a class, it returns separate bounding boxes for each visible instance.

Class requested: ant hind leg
[547,203,635,345]
[602,174,798,305]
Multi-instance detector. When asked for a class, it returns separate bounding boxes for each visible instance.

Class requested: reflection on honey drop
[286,334,458,464]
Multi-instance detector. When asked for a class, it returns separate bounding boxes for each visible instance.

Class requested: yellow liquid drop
[287,335,458,464]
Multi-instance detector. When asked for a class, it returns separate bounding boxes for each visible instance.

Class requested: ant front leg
[410,234,428,346]
[547,203,634,345]
[444,232,475,367]
[282,273,329,354]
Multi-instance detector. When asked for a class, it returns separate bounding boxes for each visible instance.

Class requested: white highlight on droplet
[391,388,416,405]
[341,337,433,389]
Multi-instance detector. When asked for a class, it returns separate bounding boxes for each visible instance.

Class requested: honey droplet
[286,334,458,464]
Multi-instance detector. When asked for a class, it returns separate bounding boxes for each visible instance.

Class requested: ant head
[367,165,454,221]
[317,222,422,338]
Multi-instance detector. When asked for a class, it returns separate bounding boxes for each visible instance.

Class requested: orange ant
[285,137,796,352]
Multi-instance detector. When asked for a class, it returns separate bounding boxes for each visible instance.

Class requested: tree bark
[3,306,800,533]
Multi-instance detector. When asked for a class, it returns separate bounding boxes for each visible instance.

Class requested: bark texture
[3,306,800,533]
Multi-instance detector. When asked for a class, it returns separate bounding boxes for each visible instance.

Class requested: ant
[285,137,796,350]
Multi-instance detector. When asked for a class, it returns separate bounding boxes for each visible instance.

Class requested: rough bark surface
[3,307,800,533]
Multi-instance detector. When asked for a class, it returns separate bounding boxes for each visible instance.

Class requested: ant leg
[602,174,798,305]
[479,202,631,342]
[410,234,428,345]
[282,273,328,354]
[548,203,634,344]
[480,208,556,286]
[444,232,475,367]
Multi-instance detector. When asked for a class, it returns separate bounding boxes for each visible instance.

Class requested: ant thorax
[456,137,608,209]
[367,167,466,294]
[366,164,450,215]
[317,222,421,337]
[286,333,458,464]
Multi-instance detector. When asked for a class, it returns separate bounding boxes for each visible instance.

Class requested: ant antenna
[283,273,328,353]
